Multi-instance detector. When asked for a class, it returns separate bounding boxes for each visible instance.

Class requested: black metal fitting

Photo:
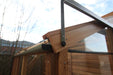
[61,41,66,46]
[61,0,66,47]
[42,44,53,51]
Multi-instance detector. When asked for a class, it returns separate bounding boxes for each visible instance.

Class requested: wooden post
[21,56,28,75]
[106,27,113,74]
[11,56,20,75]
[45,50,69,75]
[106,27,113,52]
[58,50,68,75]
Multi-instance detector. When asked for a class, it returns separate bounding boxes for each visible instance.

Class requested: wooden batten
[21,56,28,75]
[11,56,21,75]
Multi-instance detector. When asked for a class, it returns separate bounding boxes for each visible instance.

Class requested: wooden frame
[11,12,113,75]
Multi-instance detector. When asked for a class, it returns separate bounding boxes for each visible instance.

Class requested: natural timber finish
[43,21,105,53]
[11,56,21,75]
[45,53,58,75]
[44,50,69,75]
[58,50,68,75]
[70,53,113,75]
[102,12,113,18]
[68,53,72,75]
[106,27,113,53]
[21,56,28,75]
[106,27,113,75]
[69,40,86,51]
[27,55,41,73]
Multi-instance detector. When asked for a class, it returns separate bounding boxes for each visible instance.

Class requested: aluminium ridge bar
[64,0,113,28]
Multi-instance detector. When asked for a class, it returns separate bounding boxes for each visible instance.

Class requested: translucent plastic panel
[84,32,107,52]
[70,29,108,52]
[69,53,113,75]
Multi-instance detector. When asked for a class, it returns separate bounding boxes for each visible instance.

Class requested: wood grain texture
[27,55,45,75]
[69,40,86,51]
[43,21,105,53]
[106,27,113,75]
[21,56,28,75]
[58,50,68,75]
[106,27,113,53]
[11,56,20,75]
[71,53,113,75]
[27,55,40,73]
[45,53,58,75]
[102,12,113,18]
[68,53,72,75]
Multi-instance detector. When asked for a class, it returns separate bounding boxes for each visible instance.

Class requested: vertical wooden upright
[21,56,28,75]
[106,27,113,74]
[58,50,68,75]
[45,50,69,75]
[11,56,20,75]
[106,27,113,52]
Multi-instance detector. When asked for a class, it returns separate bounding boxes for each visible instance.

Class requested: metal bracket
[42,44,53,51]
[61,0,66,46]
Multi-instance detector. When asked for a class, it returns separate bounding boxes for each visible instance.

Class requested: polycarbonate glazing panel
[70,53,113,75]
[70,29,108,52]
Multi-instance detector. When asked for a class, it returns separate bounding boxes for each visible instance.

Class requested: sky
[0,0,113,43]
[85,33,108,52]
